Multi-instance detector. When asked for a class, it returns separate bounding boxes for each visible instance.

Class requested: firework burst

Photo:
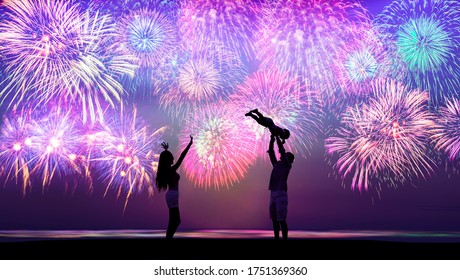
[431,98,460,162]
[375,0,460,105]
[228,69,323,158]
[0,1,139,123]
[115,8,180,68]
[31,106,87,188]
[0,107,40,193]
[179,0,259,62]
[159,43,246,122]
[325,78,437,192]
[91,106,167,209]
[255,0,372,107]
[178,103,258,189]
[333,27,405,99]
[0,0,85,105]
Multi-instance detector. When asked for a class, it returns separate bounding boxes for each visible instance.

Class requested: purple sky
[1,0,460,232]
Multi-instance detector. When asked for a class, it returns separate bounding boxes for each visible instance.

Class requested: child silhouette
[245,109,290,143]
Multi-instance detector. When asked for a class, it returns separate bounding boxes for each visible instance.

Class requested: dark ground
[1,238,460,260]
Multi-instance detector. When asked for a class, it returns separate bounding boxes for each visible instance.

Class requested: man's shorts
[269,190,288,221]
[166,190,179,208]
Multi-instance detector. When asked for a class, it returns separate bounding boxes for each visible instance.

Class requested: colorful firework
[178,103,258,189]
[228,69,323,158]
[333,27,405,99]
[0,0,84,105]
[32,106,87,188]
[431,98,460,161]
[375,0,460,105]
[0,107,40,193]
[325,78,437,192]
[76,115,115,190]
[179,0,259,62]
[0,1,139,123]
[255,0,372,106]
[89,0,181,22]
[159,43,246,122]
[115,8,180,68]
[91,106,167,209]
[55,11,138,123]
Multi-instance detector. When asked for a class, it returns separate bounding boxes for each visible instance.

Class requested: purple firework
[255,0,372,114]
[159,42,246,122]
[31,105,87,188]
[115,8,180,68]
[325,78,437,192]
[431,98,460,161]
[179,0,259,62]
[0,0,139,123]
[0,107,40,193]
[90,106,167,209]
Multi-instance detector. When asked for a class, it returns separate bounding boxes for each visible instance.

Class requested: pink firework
[179,0,259,62]
[159,42,246,122]
[228,69,323,158]
[325,78,437,191]
[255,0,372,110]
[31,106,87,188]
[178,103,258,189]
[91,106,167,208]
[0,107,40,193]
[431,98,460,161]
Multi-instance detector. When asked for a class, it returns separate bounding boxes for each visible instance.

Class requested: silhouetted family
[155,109,294,240]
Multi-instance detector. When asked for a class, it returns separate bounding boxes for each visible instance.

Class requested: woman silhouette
[155,135,193,239]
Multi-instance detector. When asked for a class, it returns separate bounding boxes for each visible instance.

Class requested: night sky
[1,0,460,233]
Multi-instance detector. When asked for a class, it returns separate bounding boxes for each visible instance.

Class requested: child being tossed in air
[245,109,290,144]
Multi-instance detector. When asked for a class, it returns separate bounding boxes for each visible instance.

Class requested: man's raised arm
[267,134,277,166]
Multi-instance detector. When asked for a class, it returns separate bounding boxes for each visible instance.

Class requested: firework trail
[325,78,437,191]
[159,42,246,122]
[178,103,258,189]
[431,98,460,162]
[255,0,372,111]
[228,69,323,158]
[179,0,259,62]
[0,0,139,123]
[375,0,460,106]
[0,107,40,194]
[90,0,181,22]
[32,106,87,188]
[90,106,167,209]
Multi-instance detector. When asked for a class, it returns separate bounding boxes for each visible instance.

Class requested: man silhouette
[267,134,294,240]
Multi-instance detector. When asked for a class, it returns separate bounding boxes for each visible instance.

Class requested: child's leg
[252,109,263,119]
[245,111,270,128]
[245,112,260,123]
